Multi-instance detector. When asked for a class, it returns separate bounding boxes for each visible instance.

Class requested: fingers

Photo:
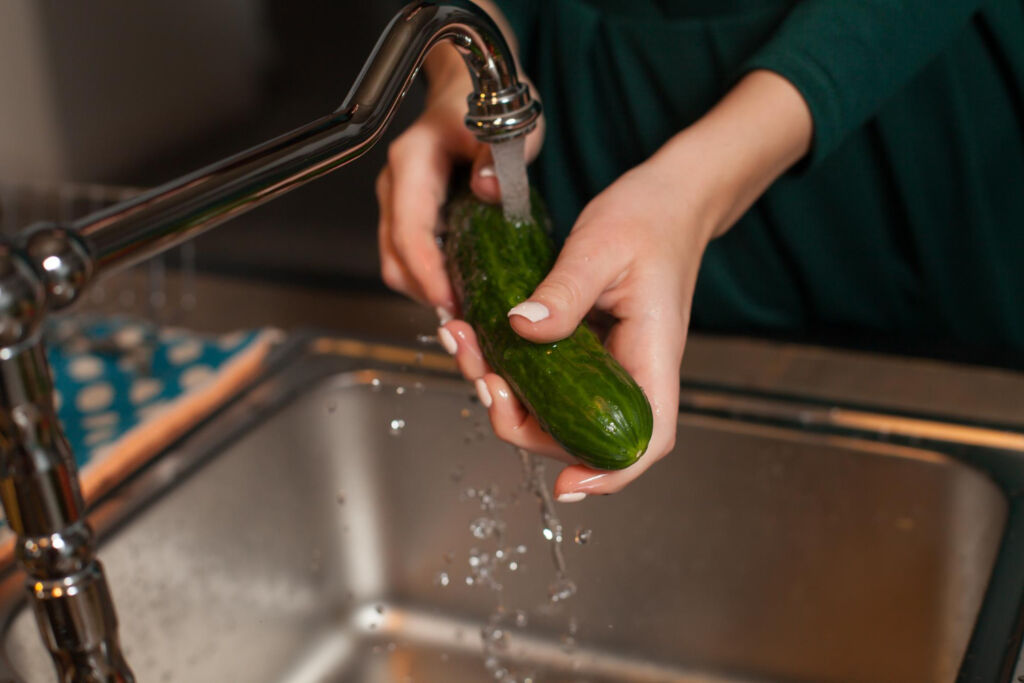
[476,373,573,463]
[384,128,456,309]
[551,288,687,498]
[470,148,500,203]
[438,319,572,463]
[507,226,629,342]
[377,166,425,301]
[441,320,489,380]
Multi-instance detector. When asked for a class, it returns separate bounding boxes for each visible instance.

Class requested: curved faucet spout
[346,1,541,144]
[53,0,541,296]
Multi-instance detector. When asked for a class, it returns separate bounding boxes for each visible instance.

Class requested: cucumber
[444,190,653,470]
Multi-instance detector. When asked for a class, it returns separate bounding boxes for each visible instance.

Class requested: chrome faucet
[0,2,540,679]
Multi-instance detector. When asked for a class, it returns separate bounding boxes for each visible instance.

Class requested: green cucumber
[444,190,653,470]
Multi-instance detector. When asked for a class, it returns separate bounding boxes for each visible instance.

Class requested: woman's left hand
[438,70,812,500]
[440,150,716,499]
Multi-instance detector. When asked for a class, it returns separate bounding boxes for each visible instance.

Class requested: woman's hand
[439,155,714,499]
[437,70,812,500]
[377,29,543,315]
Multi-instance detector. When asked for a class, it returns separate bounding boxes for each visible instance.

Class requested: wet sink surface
[0,341,1009,682]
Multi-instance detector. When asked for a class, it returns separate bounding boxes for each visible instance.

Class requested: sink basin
[0,335,1013,682]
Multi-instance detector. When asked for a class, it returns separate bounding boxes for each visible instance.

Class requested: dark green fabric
[497,0,1024,360]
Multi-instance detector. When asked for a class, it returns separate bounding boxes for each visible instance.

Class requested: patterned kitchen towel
[0,318,282,550]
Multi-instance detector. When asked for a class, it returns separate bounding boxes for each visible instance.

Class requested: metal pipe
[0,337,131,682]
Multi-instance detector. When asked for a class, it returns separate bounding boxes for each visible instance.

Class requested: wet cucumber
[444,191,653,469]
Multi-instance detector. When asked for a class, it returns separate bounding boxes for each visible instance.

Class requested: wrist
[651,70,812,240]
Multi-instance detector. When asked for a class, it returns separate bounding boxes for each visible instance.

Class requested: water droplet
[414,381,426,394]
[482,624,509,651]
[375,604,385,614]
[434,571,451,587]
[386,641,397,652]
[388,418,406,436]
[514,610,528,628]
[470,517,505,539]
[416,333,436,345]
[574,528,592,545]
[395,386,406,395]
[548,577,577,603]
[370,377,382,391]
[460,408,471,418]
[560,634,576,654]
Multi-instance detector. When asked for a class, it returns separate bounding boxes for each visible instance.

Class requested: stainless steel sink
[0,335,1015,682]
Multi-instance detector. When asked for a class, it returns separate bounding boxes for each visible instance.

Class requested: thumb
[470,147,500,203]
[507,231,625,342]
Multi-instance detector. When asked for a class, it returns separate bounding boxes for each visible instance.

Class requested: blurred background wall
[0,0,414,288]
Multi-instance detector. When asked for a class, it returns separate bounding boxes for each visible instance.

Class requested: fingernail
[475,378,492,407]
[438,327,457,355]
[478,164,495,178]
[436,306,453,324]
[557,492,587,503]
[574,472,611,492]
[507,301,549,323]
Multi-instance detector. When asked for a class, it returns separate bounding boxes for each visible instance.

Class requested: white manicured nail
[475,378,492,407]
[438,327,457,355]
[507,301,549,323]
[478,164,495,178]
[557,492,587,503]
[436,306,453,324]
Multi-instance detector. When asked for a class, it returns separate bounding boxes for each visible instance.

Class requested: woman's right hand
[376,42,544,315]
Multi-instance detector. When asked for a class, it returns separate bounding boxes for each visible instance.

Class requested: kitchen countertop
[80,268,1024,430]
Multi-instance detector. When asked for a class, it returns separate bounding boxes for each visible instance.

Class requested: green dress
[496,0,1024,362]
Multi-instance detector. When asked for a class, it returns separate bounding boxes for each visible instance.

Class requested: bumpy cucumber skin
[445,192,653,470]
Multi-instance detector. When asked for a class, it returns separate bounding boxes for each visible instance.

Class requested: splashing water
[518,449,575,603]
[491,137,531,223]
[439,415,584,680]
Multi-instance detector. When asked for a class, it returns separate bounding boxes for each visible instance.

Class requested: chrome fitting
[0,243,46,351]
[25,225,94,311]
[465,81,542,143]
[30,561,133,682]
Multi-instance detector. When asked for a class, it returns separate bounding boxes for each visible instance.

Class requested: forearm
[648,70,813,241]
[743,0,985,165]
